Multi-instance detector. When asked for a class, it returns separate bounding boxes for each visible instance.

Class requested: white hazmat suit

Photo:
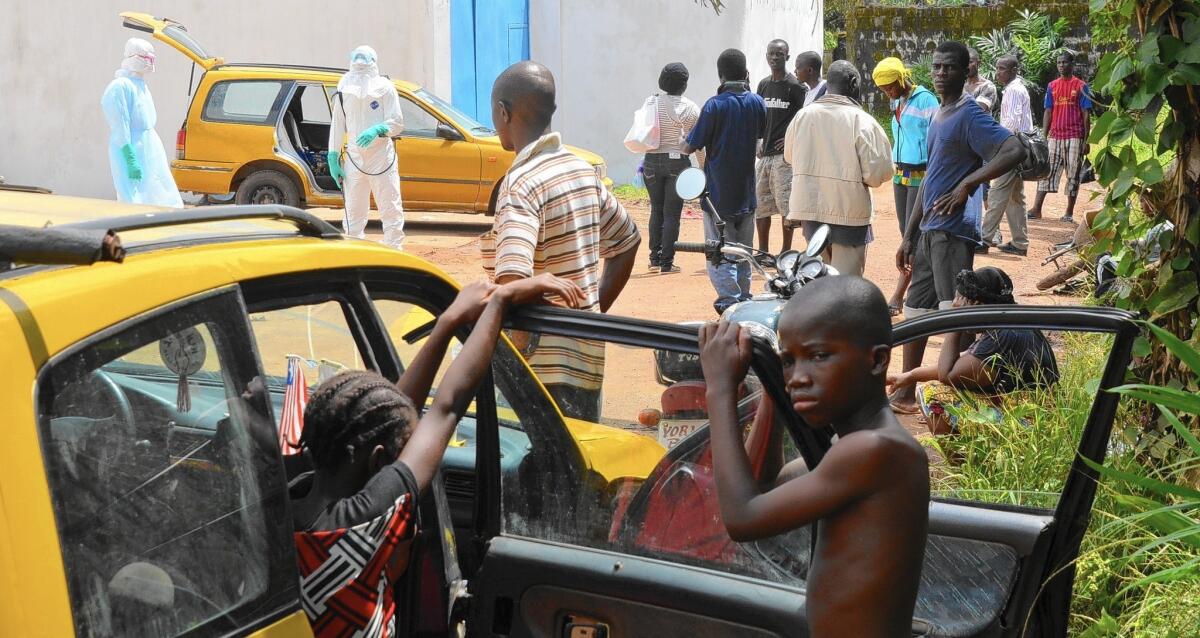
[328,46,406,249]
[101,38,183,207]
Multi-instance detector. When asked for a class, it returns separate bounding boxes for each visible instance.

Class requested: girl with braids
[887,266,1059,436]
[290,274,583,637]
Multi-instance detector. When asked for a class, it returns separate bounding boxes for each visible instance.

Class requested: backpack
[624,96,660,153]
[1016,130,1051,181]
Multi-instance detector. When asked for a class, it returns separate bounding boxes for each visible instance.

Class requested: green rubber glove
[355,123,390,148]
[121,144,142,181]
[327,151,343,188]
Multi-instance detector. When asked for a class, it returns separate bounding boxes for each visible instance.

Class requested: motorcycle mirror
[805,224,831,258]
[675,167,707,200]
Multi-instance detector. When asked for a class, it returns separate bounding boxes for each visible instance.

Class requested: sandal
[888,304,903,317]
[889,399,922,415]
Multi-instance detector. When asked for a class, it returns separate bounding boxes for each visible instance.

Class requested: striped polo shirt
[481,132,640,390]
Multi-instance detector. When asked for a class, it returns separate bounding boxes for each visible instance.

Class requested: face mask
[122,52,156,74]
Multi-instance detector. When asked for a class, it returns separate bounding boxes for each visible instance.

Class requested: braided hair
[955,267,1016,305]
[298,370,417,470]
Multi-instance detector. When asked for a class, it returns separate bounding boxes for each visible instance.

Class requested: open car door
[120,12,223,70]
[463,305,1136,638]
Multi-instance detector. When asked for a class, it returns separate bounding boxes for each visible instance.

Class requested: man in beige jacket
[783,61,893,276]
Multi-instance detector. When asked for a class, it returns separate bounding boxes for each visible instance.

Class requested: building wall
[532,0,823,186]
[846,0,1091,113]
[0,0,450,199]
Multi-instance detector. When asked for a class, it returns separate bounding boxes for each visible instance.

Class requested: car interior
[277,84,337,192]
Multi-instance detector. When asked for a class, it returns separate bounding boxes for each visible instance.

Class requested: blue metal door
[451,0,530,128]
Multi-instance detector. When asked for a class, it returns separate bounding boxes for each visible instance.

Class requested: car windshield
[414,88,494,135]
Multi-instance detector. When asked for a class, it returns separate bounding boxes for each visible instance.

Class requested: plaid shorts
[1038,137,1084,197]
[755,154,796,223]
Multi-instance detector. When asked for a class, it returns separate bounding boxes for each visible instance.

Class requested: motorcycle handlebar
[674,241,718,254]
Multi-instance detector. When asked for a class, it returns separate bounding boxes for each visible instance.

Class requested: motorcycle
[671,166,836,334]
[642,166,836,444]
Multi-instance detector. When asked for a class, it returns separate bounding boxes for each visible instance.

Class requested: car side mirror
[436,123,465,142]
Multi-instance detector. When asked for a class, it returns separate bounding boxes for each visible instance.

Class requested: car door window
[488,325,814,589]
[247,299,368,432]
[37,290,295,638]
[398,96,441,138]
[203,80,287,124]
[902,328,1115,511]
[298,84,331,125]
[888,314,1131,636]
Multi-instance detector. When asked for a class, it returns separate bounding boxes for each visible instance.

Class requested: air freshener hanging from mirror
[159,326,207,413]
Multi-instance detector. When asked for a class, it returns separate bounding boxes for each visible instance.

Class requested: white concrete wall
[0,0,450,199]
[532,0,823,185]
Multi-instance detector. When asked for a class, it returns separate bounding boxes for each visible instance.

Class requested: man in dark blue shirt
[683,48,768,315]
[890,40,1026,414]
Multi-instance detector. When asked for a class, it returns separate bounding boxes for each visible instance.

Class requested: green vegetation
[969,9,1069,83]
[612,184,649,202]
[927,330,1200,635]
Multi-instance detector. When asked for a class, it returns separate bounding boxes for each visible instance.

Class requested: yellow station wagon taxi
[0,190,660,637]
[120,12,611,212]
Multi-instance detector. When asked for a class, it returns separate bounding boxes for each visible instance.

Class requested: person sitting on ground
[698,276,929,637]
[782,60,892,277]
[887,266,1059,436]
[872,56,939,316]
[290,275,583,637]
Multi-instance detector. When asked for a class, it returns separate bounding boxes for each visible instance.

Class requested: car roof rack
[215,62,349,74]
[63,204,342,239]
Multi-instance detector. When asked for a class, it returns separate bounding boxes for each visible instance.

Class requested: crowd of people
[106,31,1080,637]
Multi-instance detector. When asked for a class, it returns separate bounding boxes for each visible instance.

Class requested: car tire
[235,170,301,208]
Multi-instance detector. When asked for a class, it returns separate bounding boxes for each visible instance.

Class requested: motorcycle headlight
[594,163,607,181]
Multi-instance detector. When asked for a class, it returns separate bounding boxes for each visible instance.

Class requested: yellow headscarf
[872,57,912,88]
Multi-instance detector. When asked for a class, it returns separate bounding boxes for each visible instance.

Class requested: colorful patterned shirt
[1045,76,1092,140]
[294,464,418,638]
[481,132,640,390]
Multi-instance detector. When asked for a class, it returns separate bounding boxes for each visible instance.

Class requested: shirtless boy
[698,276,929,637]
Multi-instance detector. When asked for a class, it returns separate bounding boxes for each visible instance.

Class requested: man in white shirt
[983,55,1034,255]
[795,51,828,107]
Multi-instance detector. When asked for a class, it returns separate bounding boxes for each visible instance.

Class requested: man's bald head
[824,60,862,101]
[779,276,892,350]
[492,61,557,132]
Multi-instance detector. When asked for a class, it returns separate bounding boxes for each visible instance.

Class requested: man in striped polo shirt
[480,61,641,421]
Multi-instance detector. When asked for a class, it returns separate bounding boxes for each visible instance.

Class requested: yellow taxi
[0,190,659,637]
[120,12,611,212]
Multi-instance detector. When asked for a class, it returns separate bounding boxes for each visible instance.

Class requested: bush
[927,328,1200,636]
[970,9,1069,84]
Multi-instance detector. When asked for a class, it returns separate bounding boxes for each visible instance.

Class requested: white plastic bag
[623,95,660,153]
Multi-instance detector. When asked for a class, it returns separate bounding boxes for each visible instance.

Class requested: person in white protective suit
[327,45,406,249]
[101,38,183,207]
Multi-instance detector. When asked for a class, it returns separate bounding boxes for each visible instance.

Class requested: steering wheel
[89,369,136,431]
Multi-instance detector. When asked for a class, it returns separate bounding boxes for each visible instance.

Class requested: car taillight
[176,126,186,160]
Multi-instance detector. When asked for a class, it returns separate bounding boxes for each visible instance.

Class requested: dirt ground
[328,179,1101,437]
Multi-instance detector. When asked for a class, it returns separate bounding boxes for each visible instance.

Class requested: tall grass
[924,330,1200,635]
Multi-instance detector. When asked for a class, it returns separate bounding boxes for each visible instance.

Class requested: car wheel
[235,170,300,207]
